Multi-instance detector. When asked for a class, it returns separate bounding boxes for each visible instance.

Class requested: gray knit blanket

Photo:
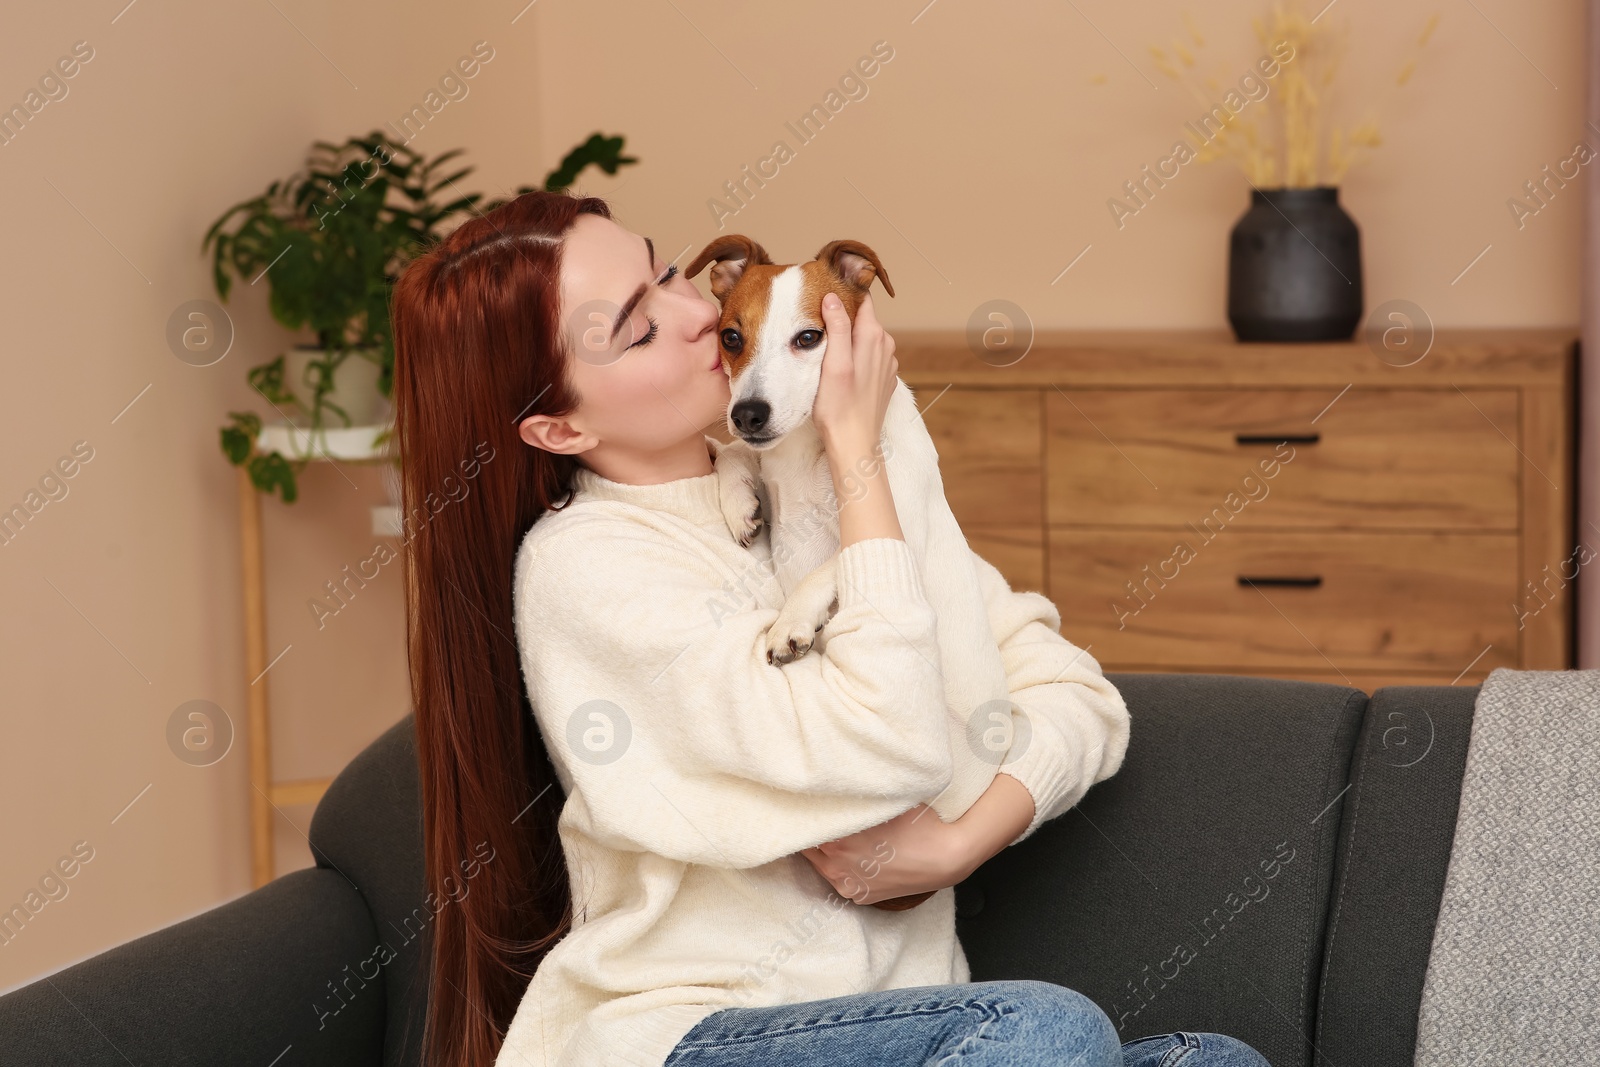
[1412,667,1600,1064]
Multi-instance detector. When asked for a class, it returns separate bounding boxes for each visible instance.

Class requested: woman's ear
[519,412,591,457]
[687,235,773,301]
[814,239,894,298]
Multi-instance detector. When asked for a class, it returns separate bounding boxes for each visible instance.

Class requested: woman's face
[519,213,730,463]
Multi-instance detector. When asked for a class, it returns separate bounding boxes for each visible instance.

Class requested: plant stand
[240,420,395,887]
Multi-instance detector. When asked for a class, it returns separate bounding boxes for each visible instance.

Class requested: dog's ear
[814,240,894,299]
[686,235,773,302]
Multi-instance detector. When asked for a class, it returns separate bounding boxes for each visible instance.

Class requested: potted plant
[1149,3,1439,341]
[205,130,637,502]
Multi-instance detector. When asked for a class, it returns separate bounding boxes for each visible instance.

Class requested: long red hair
[391,189,612,1066]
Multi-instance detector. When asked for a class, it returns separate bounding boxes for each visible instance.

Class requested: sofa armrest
[0,867,386,1066]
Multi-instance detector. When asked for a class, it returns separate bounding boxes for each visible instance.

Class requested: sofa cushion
[309,714,428,1067]
[1311,684,1477,1067]
[0,867,382,1066]
[955,672,1367,1067]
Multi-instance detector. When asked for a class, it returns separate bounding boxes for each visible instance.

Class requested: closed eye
[628,316,659,349]
[626,265,680,350]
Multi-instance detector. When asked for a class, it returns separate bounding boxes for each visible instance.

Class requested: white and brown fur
[687,235,1014,859]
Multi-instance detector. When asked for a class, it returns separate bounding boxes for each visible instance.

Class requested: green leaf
[248,355,298,407]
[544,133,638,191]
[219,410,261,465]
[250,451,299,504]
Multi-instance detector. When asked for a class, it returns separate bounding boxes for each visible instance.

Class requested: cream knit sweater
[499,438,1130,1067]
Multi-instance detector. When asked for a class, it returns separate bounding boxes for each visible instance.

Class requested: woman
[390,190,1270,1067]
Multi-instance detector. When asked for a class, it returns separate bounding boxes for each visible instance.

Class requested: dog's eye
[720,328,743,354]
[794,329,823,349]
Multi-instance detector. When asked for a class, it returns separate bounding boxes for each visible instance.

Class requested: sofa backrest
[956,672,1367,1067]
[310,675,1480,1067]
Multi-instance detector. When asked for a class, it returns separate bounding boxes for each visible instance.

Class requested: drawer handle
[1235,432,1320,445]
[1238,575,1323,588]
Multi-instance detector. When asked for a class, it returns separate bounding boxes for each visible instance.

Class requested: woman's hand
[811,291,898,460]
[800,802,971,906]
[800,773,1039,906]
[812,291,905,547]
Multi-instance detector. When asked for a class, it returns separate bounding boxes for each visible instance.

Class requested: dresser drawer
[1045,388,1519,530]
[919,387,1041,528]
[1048,528,1520,674]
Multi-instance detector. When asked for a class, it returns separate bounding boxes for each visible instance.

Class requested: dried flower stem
[1152,2,1439,187]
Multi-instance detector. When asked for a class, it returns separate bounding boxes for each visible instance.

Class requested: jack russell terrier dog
[687,235,1018,911]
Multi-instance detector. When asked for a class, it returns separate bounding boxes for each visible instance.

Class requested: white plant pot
[283,344,390,429]
[253,345,400,533]
[260,344,394,462]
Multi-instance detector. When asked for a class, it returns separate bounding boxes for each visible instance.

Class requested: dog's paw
[764,608,824,663]
[763,627,815,666]
[726,491,762,548]
[763,590,837,664]
[712,439,763,547]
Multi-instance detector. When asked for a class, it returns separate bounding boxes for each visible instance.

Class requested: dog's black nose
[730,399,770,436]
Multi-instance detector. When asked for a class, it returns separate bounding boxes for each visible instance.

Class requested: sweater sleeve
[514,523,954,869]
[967,547,1131,846]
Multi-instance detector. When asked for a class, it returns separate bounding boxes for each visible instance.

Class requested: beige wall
[549,0,1585,328]
[0,0,1584,991]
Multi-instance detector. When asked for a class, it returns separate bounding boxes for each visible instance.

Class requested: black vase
[1227,186,1363,342]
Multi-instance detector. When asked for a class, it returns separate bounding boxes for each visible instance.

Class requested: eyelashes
[629,316,659,349]
[627,264,678,349]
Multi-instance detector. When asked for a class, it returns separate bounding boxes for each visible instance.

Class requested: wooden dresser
[888,328,1578,693]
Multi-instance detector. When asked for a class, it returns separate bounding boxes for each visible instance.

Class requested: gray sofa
[0,673,1476,1067]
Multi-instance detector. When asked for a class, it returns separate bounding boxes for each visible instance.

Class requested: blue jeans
[663,980,1270,1066]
